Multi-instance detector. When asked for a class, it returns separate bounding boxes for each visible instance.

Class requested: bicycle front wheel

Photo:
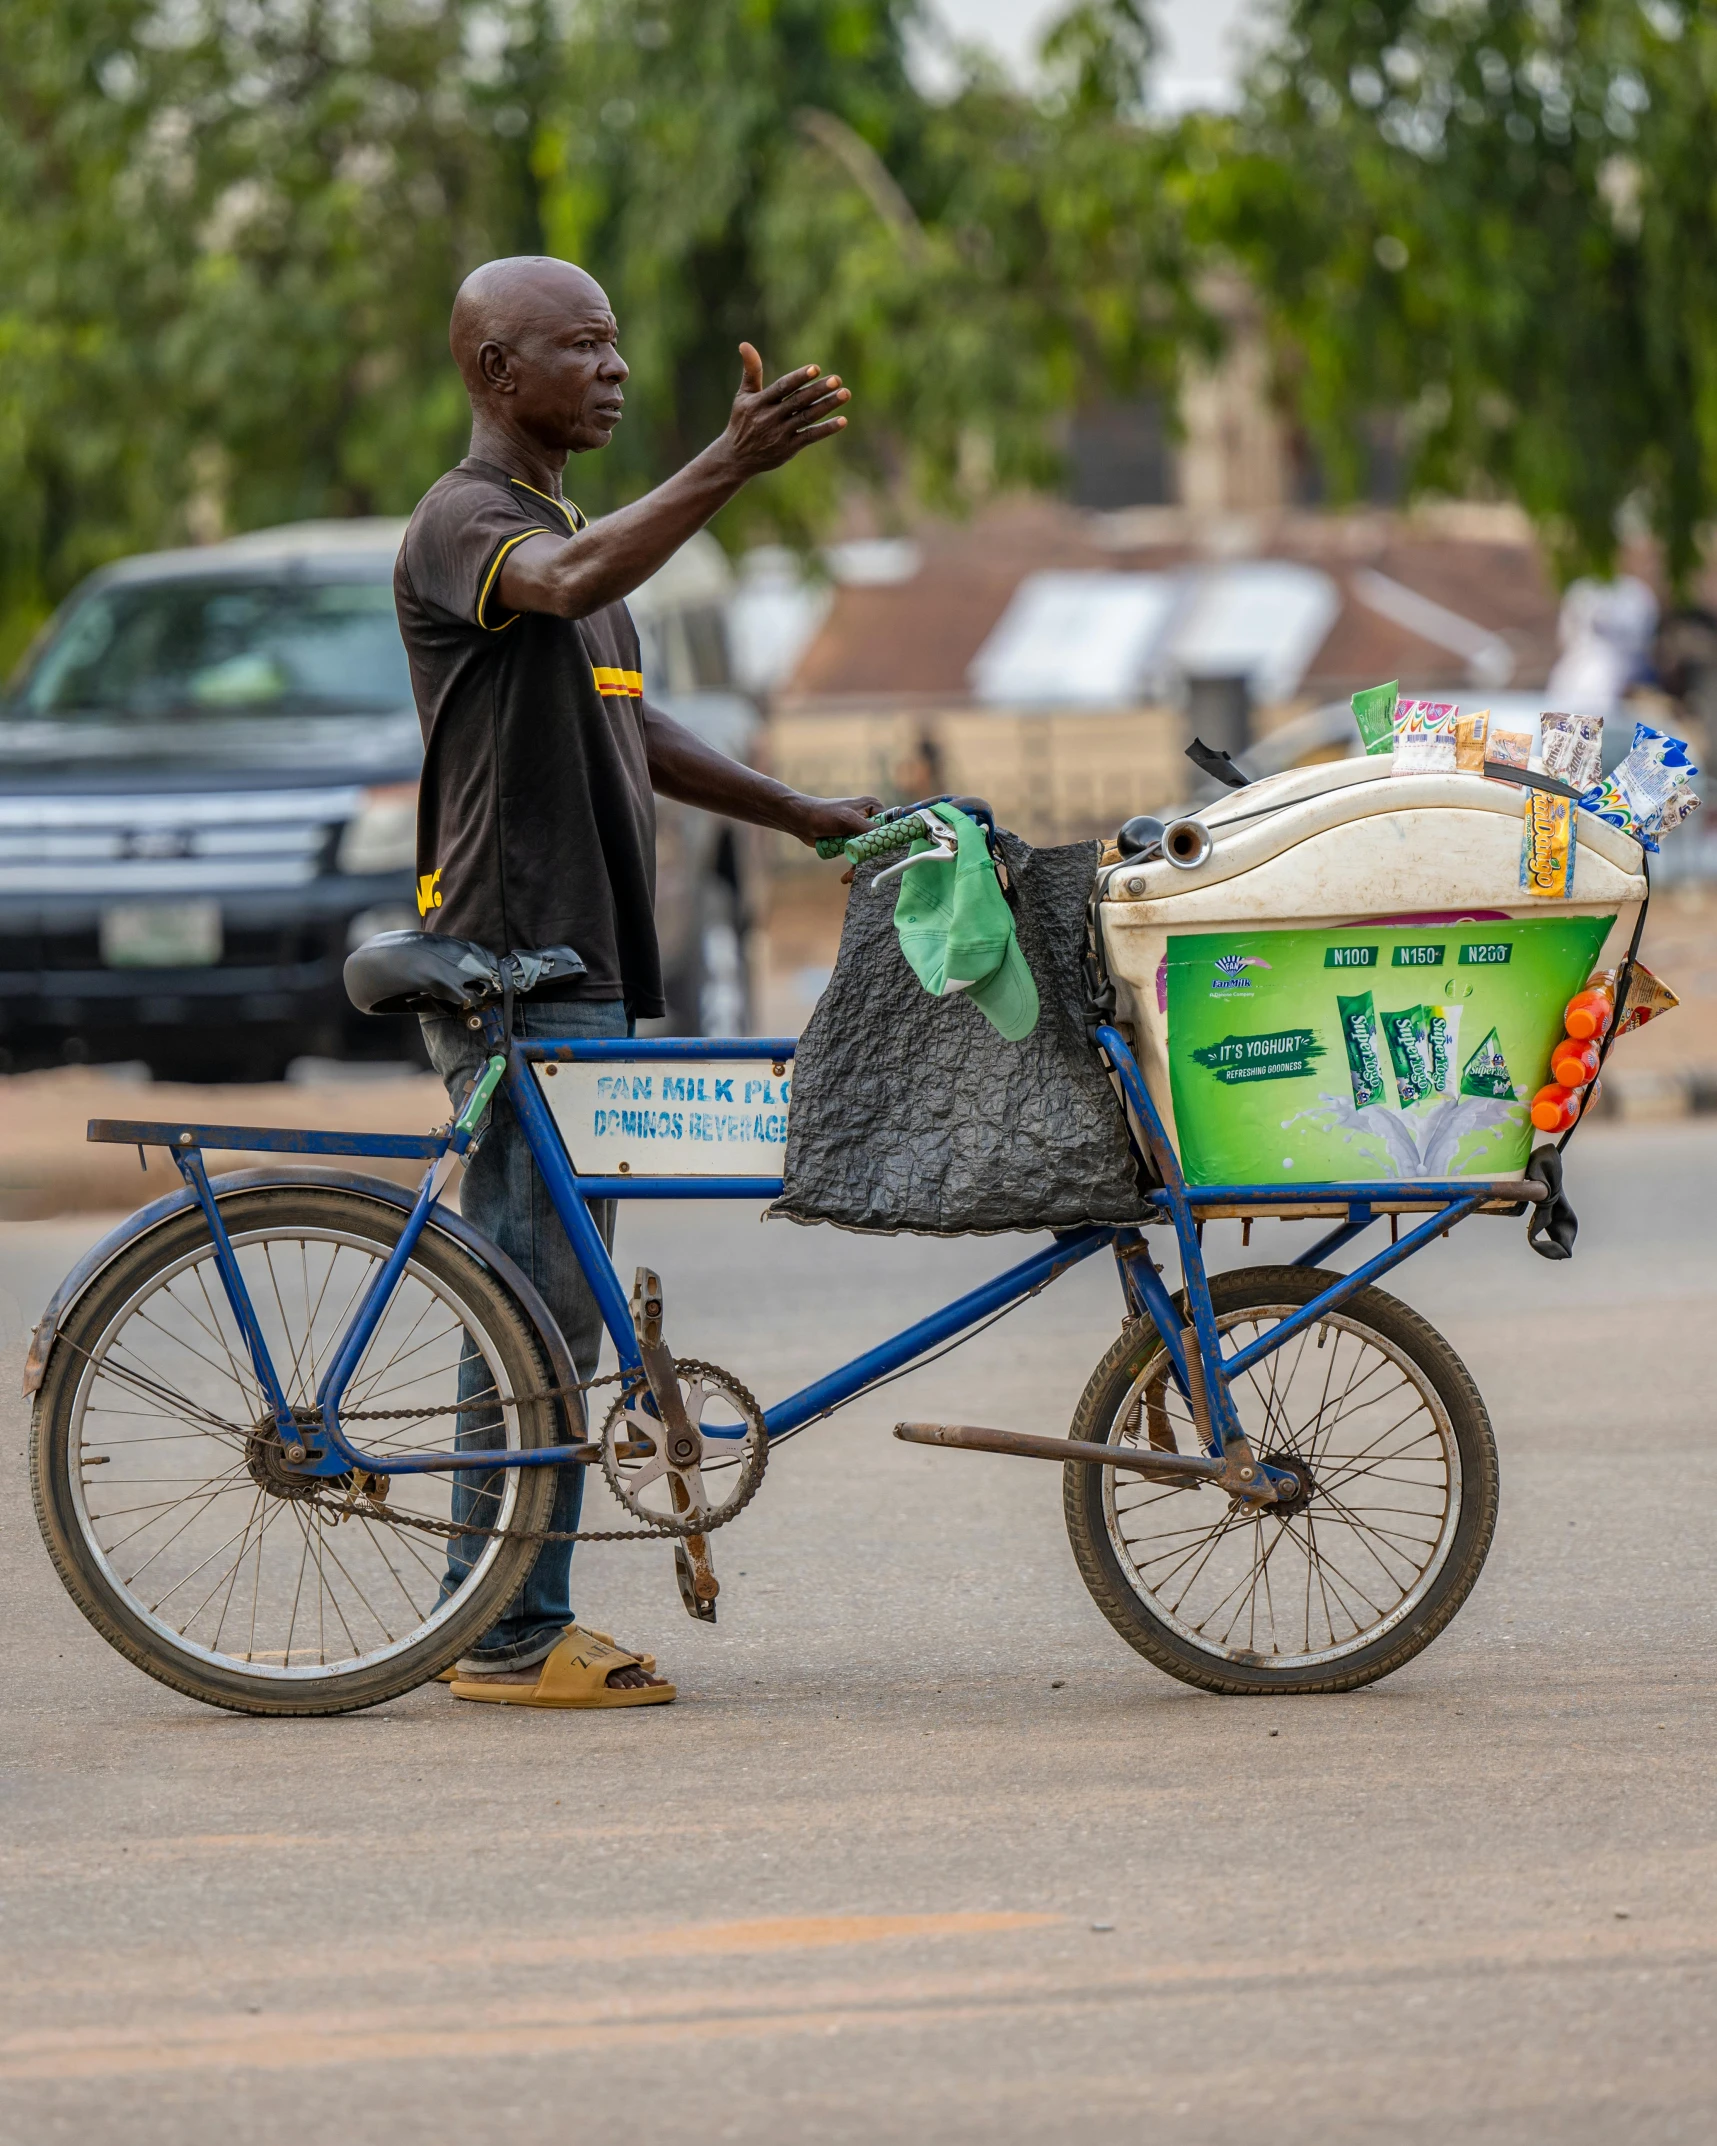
[1063,1265,1499,1696]
[31,1187,560,1715]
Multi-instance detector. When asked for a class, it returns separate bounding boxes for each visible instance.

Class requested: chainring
[599,1358,768,1535]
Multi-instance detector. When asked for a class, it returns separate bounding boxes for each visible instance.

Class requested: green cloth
[892,804,1040,1041]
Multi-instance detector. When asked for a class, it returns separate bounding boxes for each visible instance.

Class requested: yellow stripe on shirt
[508,478,586,534]
[592,666,644,699]
[476,531,537,631]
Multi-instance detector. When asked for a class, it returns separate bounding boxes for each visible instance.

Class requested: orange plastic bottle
[1563,976,1616,1042]
[1550,1037,1602,1089]
[1530,1082,1584,1134]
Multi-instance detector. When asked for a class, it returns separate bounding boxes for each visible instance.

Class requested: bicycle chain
[315,1372,680,1541]
[314,1362,766,1547]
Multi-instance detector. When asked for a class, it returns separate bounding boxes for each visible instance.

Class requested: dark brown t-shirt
[393,458,662,1017]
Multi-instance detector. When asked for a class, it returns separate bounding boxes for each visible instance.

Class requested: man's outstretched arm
[499,344,848,622]
[643,702,878,848]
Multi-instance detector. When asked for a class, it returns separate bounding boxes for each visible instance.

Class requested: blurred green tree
[0,0,1203,660]
[0,0,526,663]
[1212,0,1717,587]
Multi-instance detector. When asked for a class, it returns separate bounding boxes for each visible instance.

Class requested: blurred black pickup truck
[0,521,758,1080]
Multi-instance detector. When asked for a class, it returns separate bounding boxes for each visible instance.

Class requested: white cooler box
[1098,757,1646,1192]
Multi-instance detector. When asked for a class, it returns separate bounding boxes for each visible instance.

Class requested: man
[394,255,878,1707]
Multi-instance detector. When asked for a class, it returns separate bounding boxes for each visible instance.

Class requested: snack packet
[1648,787,1702,839]
[1382,1004,1435,1106]
[1351,680,1399,757]
[1580,722,1701,848]
[1615,960,1680,1038]
[1487,720,1534,770]
[1539,710,1605,793]
[1460,1027,1515,1100]
[1425,1002,1463,1097]
[1338,991,1387,1109]
[1392,698,1458,776]
[1455,709,1490,773]
[1520,789,1575,898]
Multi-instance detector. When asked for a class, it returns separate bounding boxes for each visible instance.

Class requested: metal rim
[1100,1306,1463,1671]
[67,1223,526,1683]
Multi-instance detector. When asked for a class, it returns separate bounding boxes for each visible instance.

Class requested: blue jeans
[421,996,627,1669]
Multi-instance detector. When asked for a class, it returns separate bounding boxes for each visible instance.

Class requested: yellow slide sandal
[448,1624,675,1708]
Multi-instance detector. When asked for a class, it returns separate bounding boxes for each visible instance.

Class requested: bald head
[451,256,628,459]
[451,257,610,390]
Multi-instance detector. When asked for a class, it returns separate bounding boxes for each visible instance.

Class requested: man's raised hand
[721,342,850,475]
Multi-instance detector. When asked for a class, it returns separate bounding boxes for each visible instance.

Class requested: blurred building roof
[775,498,1567,713]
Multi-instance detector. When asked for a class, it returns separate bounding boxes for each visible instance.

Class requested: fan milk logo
[1210,954,1271,996]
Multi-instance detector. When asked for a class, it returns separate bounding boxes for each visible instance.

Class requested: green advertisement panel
[1164,915,1614,1186]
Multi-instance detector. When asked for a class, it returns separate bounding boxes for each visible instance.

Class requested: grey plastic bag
[769,831,1150,1234]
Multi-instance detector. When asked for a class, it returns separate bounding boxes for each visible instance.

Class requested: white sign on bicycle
[534,1060,791,1178]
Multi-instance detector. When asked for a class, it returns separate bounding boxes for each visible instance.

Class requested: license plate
[99,900,223,968]
[534,1059,790,1178]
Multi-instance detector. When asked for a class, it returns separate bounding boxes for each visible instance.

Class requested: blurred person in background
[394,255,878,1706]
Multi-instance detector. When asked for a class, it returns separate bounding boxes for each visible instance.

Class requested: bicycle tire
[31,1186,560,1716]
[1063,1264,1499,1696]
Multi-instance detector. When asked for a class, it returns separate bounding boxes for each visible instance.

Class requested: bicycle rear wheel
[31,1186,560,1715]
[1063,1265,1498,1695]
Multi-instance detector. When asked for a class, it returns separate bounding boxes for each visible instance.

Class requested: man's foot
[458,1657,668,1692]
[447,1625,675,1709]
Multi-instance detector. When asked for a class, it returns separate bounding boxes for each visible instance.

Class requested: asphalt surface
[2,1120,1714,2143]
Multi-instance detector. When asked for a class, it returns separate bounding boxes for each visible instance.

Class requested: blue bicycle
[28,918,1524,1714]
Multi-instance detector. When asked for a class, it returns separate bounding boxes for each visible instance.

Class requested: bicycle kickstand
[629,1267,720,1623]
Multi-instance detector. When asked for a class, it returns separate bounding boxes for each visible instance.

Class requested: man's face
[489,285,628,454]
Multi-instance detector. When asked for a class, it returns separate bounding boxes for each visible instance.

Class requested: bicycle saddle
[343,931,586,1016]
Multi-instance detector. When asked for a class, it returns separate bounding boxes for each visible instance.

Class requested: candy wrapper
[1455,709,1490,773]
[1649,787,1702,839]
[1539,710,1605,794]
[1520,789,1575,898]
[1382,1004,1435,1107]
[1338,992,1388,1108]
[1459,1026,1516,1100]
[1351,680,1398,757]
[1393,698,1458,776]
[1580,722,1701,849]
[1614,960,1680,1038]
[1487,720,1534,770]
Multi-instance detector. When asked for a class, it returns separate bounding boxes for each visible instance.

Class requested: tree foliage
[0,0,1203,658]
[10,0,1714,669]
[1211,0,1717,587]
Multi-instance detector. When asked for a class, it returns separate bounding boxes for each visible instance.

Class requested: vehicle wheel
[1063,1264,1498,1695]
[31,1187,561,1716]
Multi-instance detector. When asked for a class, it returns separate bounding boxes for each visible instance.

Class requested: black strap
[1481,763,1583,801]
[1185,738,1251,790]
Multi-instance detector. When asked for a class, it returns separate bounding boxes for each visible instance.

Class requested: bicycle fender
[23,1166,586,1428]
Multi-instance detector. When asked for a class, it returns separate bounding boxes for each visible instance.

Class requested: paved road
[2,1122,1714,2143]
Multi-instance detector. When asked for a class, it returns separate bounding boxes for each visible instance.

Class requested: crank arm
[631,1267,720,1619]
[670,1473,718,1621]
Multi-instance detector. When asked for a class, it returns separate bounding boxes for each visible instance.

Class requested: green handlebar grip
[817,816,930,866]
